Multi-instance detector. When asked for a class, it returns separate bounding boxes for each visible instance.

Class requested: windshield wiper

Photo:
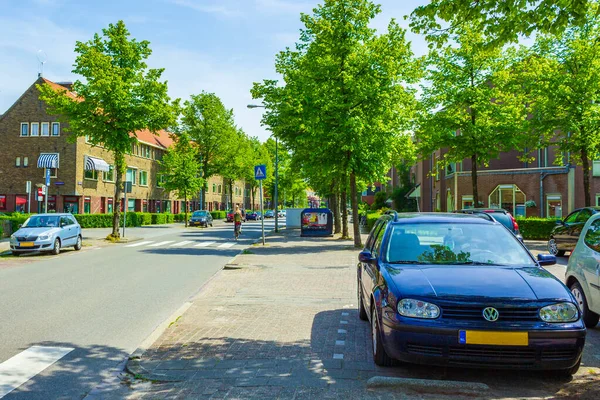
[388,261,427,264]
[449,261,508,266]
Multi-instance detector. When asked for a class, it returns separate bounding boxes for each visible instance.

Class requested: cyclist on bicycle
[233,205,243,240]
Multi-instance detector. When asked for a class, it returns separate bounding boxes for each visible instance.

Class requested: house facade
[0,77,256,214]
[412,145,600,218]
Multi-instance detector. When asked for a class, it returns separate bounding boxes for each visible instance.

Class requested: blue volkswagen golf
[358,212,586,376]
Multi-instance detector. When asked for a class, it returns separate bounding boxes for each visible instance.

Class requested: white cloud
[169,0,244,17]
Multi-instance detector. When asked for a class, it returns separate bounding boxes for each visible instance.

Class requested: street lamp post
[248,104,279,233]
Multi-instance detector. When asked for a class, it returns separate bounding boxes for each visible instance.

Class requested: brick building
[0,77,256,214]
[411,145,600,218]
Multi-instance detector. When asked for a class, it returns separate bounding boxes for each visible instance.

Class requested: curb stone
[122,227,285,383]
[367,376,489,394]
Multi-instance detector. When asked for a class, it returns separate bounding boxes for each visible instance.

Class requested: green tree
[410,0,589,46]
[417,25,529,205]
[181,92,238,209]
[243,137,272,211]
[39,21,176,238]
[160,133,203,227]
[524,3,600,206]
[253,0,419,247]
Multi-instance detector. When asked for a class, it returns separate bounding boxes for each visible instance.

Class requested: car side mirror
[359,250,376,264]
[556,219,564,225]
[537,253,557,266]
[17,224,22,229]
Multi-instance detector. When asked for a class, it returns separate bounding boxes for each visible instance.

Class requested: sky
[0,0,428,142]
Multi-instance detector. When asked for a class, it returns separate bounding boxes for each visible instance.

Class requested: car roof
[456,208,508,213]
[386,212,497,225]
[31,213,72,217]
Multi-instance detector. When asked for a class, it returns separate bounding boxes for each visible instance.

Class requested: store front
[64,196,79,214]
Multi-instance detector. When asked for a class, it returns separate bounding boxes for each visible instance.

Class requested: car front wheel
[548,238,566,257]
[52,238,61,255]
[570,281,600,328]
[74,235,82,251]
[358,282,368,321]
[372,306,394,366]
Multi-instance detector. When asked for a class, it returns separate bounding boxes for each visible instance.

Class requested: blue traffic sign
[254,164,267,180]
[45,168,51,186]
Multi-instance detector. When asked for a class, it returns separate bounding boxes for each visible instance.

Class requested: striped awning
[85,156,110,172]
[37,153,59,169]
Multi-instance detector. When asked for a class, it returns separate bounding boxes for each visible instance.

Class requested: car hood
[13,227,59,237]
[385,265,571,302]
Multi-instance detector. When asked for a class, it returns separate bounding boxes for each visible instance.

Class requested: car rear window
[386,223,533,266]
[486,213,514,231]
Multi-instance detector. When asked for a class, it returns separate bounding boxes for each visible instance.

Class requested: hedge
[515,217,559,240]
[366,211,382,231]
[211,211,227,220]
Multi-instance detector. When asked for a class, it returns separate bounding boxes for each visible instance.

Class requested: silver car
[10,213,82,256]
[566,213,600,328]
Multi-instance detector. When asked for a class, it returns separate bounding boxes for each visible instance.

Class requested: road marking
[148,241,174,247]
[125,241,154,248]
[218,243,236,249]
[0,345,74,398]
[338,329,347,334]
[170,241,193,247]
[341,312,349,316]
[194,241,216,247]
[333,354,344,360]
[340,320,348,324]
[335,340,345,346]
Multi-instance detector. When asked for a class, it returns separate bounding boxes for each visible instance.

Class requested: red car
[226,210,246,222]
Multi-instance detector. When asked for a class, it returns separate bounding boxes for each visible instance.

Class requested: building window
[596,194,600,207]
[435,157,440,181]
[84,168,99,180]
[145,146,150,158]
[41,122,50,137]
[435,192,441,211]
[218,184,222,194]
[126,168,137,185]
[52,122,60,136]
[23,157,28,167]
[128,199,135,212]
[488,184,526,215]
[103,165,115,182]
[462,195,474,209]
[446,163,456,176]
[15,157,20,167]
[84,197,91,214]
[593,160,600,177]
[31,122,39,137]
[107,198,113,213]
[139,170,148,186]
[0,195,6,210]
[547,194,563,219]
[212,183,217,193]
[446,191,454,212]
[157,174,166,187]
[46,168,57,178]
[20,123,29,137]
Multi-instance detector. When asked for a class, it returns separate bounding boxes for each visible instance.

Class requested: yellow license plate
[19,242,35,247]
[459,330,529,346]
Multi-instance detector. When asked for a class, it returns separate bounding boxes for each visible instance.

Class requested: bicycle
[359,214,367,228]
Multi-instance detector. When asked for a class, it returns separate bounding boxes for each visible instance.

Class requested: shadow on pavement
[3,341,131,400]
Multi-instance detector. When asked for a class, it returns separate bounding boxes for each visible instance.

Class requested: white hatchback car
[566,213,600,328]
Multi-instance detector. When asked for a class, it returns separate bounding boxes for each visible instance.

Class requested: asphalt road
[0,220,280,399]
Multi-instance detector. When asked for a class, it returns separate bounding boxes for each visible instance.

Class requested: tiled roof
[43,78,174,150]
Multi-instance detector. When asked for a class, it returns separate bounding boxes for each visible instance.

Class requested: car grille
[541,348,579,361]
[449,346,536,366]
[406,344,443,357]
[16,236,38,242]
[442,306,539,322]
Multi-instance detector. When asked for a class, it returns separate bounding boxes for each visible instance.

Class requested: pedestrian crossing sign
[254,164,267,180]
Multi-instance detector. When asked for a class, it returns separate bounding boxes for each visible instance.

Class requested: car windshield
[23,215,60,228]
[386,223,534,266]
[193,211,207,217]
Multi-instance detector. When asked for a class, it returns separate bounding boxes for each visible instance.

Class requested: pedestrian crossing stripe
[194,241,216,247]
[170,240,193,247]
[125,241,154,247]
[148,241,174,247]
[218,242,236,248]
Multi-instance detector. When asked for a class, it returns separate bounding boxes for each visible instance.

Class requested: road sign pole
[260,180,265,245]
[123,189,127,238]
[44,168,51,213]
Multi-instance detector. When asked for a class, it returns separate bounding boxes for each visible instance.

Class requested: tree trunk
[350,171,362,247]
[201,185,206,211]
[252,187,255,212]
[112,151,125,239]
[582,148,591,207]
[471,153,479,207]
[341,187,349,238]
[184,192,188,227]
[331,192,341,234]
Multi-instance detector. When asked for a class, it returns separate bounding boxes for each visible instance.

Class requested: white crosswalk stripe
[194,241,216,247]
[148,241,174,247]
[218,242,236,249]
[125,241,154,248]
[169,240,193,247]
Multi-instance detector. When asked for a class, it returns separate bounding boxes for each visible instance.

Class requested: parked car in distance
[278,209,286,218]
[454,208,523,242]
[226,210,246,223]
[566,212,600,328]
[246,211,262,221]
[10,213,82,256]
[358,211,584,376]
[548,207,600,256]
[264,210,275,219]
[189,210,213,227]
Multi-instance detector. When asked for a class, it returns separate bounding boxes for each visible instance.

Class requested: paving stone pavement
[104,230,600,400]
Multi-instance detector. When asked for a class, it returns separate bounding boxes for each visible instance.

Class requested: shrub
[0,214,30,232]
[166,213,175,223]
[173,213,188,222]
[515,217,559,240]
[151,213,167,224]
[211,211,226,220]
[371,191,388,210]
[75,214,113,228]
[366,211,382,231]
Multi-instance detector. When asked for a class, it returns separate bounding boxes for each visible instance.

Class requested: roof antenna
[37,50,47,78]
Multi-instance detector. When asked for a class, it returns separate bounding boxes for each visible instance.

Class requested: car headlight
[38,235,50,241]
[539,302,579,323]
[10,234,16,240]
[398,299,440,319]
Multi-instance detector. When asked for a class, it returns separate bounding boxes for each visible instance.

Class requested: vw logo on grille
[483,307,499,322]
